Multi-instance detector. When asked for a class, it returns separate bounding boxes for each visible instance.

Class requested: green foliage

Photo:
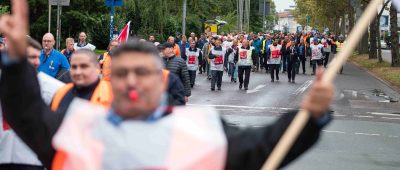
[0,5,9,15]
[1,0,276,49]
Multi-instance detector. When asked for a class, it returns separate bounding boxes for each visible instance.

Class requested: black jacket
[163,55,191,97]
[167,72,186,106]
[0,58,330,170]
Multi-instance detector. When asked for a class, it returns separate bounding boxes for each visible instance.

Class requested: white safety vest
[210,47,226,71]
[53,99,227,170]
[310,44,324,60]
[237,47,254,66]
[268,45,282,65]
[0,72,64,166]
[185,48,200,71]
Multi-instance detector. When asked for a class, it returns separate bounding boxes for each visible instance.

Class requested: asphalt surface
[188,56,400,169]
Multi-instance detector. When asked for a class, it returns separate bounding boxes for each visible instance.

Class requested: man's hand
[185,96,189,103]
[0,0,28,58]
[301,68,334,119]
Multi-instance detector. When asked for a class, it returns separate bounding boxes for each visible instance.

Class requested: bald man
[38,33,70,79]
[74,32,96,51]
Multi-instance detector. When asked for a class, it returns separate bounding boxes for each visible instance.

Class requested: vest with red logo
[210,47,226,71]
[237,47,254,66]
[268,45,282,65]
[185,48,200,71]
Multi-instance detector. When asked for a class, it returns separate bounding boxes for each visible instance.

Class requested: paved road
[188,57,400,169]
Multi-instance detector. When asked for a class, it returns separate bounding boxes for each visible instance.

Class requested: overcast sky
[273,0,295,12]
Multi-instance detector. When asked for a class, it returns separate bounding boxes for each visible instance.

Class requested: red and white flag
[117,21,131,43]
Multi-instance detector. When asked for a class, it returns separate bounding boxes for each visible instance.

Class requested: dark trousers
[259,53,265,69]
[238,66,251,88]
[323,52,330,67]
[287,62,296,81]
[211,70,223,89]
[188,70,196,87]
[312,59,323,74]
[199,59,206,73]
[269,64,280,80]
[254,53,260,70]
[298,55,306,73]
[282,55,288,72]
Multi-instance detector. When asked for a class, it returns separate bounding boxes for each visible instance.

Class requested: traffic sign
[105,0,124,7]
[50,0,70,6]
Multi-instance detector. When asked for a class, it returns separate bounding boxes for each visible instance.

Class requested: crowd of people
[0,1,336,170]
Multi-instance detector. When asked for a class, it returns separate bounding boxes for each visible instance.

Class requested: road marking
[388,135,399,138]
[354,133,381,136]
[188,104,294,110]
[246,85,266,94]
[216,109,236,111]
[367,112,400,117]
[354,115,373,118]
[332,114,346,117]
[322,130,346,134]
[293,80,313,95]
[381,117,400,120]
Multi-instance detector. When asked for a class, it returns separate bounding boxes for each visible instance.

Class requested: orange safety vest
[50,80,113,112]
[52,80,113,170]
[173,44,181,57]
[101,52,112,81]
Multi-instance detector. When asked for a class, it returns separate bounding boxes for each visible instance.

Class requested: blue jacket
[38,49,70,78]
[251,39,262,55]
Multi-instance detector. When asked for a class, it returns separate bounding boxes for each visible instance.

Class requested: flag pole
[261,0,383,169]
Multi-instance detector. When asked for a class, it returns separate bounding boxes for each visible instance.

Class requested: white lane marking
[388,135,399,138]
[322,130,346,134]
[188,104,294,110]
[216,109,236,111]
[332,114,346,117]
[354,115,373,118]
[381,117,400,120]
[354,133,381,136]
[293,80,313,95]
[367,112,400,117]
[246,85,266,94]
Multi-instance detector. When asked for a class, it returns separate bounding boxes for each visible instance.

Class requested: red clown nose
[129,90,139,102]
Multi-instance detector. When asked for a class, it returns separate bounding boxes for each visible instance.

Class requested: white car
[380,40,387,49]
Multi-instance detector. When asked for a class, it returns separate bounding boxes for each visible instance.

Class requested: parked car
[381,40,387,49]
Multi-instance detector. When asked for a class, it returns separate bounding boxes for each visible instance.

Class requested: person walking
[185,40,201,88]
[235,40,256,90]
[268,39,282,82]
[287,39,298,83]
[310,38,324,75]
[209,38,226,91]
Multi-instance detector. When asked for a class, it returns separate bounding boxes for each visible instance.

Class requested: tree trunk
[390,4,400,67]
[340,14,346,35]
[377,17,383,62]
[348,0,355,33]
[357,1,369,54]
[370,16,378,59]
[377,0,391,63]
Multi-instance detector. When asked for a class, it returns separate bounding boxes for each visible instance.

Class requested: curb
[349,60,400,94]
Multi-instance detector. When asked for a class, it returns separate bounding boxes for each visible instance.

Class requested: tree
[377,0,391,62]
[369,15,378,59]
[389,3,400,67]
